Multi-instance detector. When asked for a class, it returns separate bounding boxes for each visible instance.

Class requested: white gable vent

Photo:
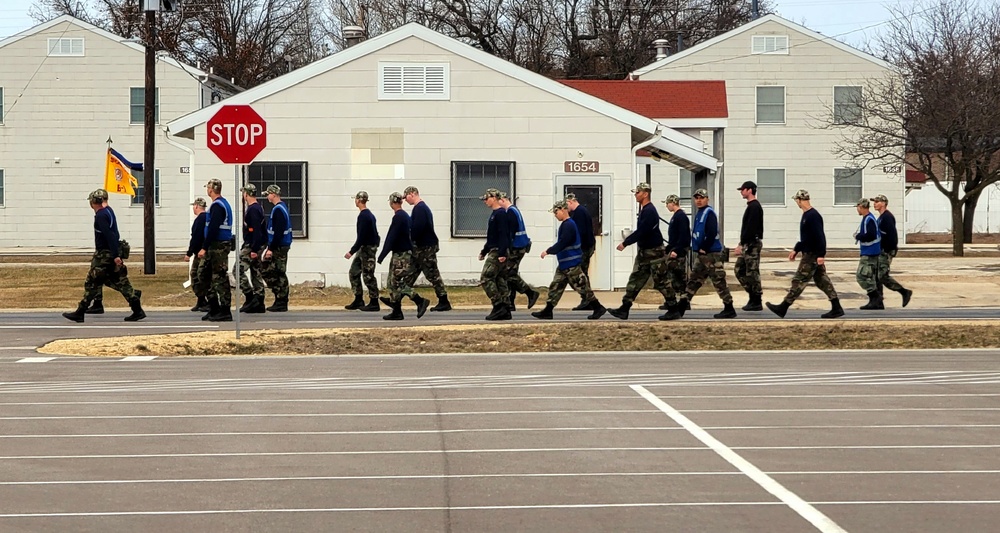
[751,35,788,55]
[47,38,85,56]
[379,62,450,100]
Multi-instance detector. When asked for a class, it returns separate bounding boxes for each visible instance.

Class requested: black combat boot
[244,294,266,314]
[526,288,540,309]
[658,301,683,321]
[486,303,512,321]
[202,298,215,321]
[658,299,673,311]
[485,303,504,320]
[239,293,253,312]
[766,301,791,318]
[344,294,365,310]
[360,298,380,312]
[607,301,631,320]
[124,292,146,322]
[714,302,737,319]
[379,296,392,307]
[859,291,884,310]
[412,294,430,319]
[190,295,208,312]
[383,301,404,321]
[741,293,763,312]
[572,299,590,311]
[62,301,88,323]
[84,298,104,314]
[821,298,845,319]
[587,300,607,320]
[508,293,517,312]
[531,303,554,319]
[899,288,913,308]
[430,294,452,312]
[266,296,288,312]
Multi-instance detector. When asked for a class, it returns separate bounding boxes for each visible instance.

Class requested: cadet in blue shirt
[608,182,673,320]
[499,192,540,311]
[344,191,381,312]
[196,178,235,322]
[404,186,451,311]
[656,194,690,314]
[378,192,430,320]
[261,184,293,312]
[566,193,597,311]
[532,201,606,320]
[236,184,266,314]
[185,197,209,313]
[872,194,913,307]
[479,188,511,321]
[855,198,883,310]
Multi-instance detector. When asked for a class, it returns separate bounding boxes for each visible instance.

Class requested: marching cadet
[236,184,266,314]
[855,198,883,310]
[404,186,452,311]
[479,188,511,321]
[377,192,431,320]
[657,194,690,315]
[261,184,292,312]
[608,183,672,320]
[766,190,844,319]
[185,197,209,312]
[63,189,145,322]
[735,180,764,311]
[565,193,597,311]
[532,200,606,320]
[344,191,381,312]
[197,179,235,322]
[871,194,913,307]
[498,192,540,310]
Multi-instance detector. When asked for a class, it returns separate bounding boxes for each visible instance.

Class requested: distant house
[903,153,1000,234]
[0,15,238,250]
[168,23,717,290]
[631,14,903,248]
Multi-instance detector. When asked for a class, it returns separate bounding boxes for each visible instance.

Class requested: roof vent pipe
[344,25,366,48]
[653,39,670,60]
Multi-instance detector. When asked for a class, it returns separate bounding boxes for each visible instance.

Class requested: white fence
[905,181,1000,234]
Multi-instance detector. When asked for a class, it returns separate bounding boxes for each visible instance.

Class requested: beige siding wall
[640,21,904,249]
[186,37,641,288]
[0,22,202,251]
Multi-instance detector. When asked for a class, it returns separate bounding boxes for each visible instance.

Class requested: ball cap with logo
[692,188,709,198]
[240,184,256,195]
[354,191,369,201]
[479,188,501,200]
[191,197,207,208]
[88,189,109,201]
[549,200,568,213]
[631,182,652,193]
[870,194,888,203]
[792,189,810,200]
[389,192,404,204]
[856,198,871,208]
[664,194,680,205]
[266,184,281,195]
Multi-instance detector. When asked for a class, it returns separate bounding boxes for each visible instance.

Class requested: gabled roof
[559,80,727,119]
[168,22,718,171]
[631,14,891,77]
[0,15,211,80]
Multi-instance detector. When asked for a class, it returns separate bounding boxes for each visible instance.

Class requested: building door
[554,175,613,290]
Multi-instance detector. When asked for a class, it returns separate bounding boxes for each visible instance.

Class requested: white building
[632,14,904,248]
[0,16,237,251]
[168,23,717,290]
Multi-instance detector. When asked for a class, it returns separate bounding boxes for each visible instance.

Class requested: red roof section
[906,169,927,183]
[559,80,728,119]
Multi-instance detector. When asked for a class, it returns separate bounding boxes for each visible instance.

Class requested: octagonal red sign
[207,105,267,164]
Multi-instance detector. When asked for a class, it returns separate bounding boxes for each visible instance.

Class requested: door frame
[553,174,614,291]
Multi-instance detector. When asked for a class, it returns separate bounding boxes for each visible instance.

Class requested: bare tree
[830,0,1000,256]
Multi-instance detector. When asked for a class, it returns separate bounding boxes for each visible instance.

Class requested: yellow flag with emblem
[104,147,139,197]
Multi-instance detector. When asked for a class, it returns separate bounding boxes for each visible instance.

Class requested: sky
[0,0,902,49]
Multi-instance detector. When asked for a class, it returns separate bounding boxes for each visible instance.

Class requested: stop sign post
[206,104,267,338]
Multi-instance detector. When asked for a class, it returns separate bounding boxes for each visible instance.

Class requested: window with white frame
[756,86,785,124]
[0,168,4,207]
[678,169,693,208]
[452,161,515,237]
[752,35,788,55]
[755,169,786,205]
[834,86,863,125]
[130,87,159,124]
[379,62,450,100]
[247,162,308,238]
[132,169,160,206]
[834,168,863,205]
[47,37,84,56]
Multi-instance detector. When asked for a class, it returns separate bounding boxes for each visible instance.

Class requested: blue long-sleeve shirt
[547,218,583,270]
[350,209,380,254]
[243,202,266,252]
[93,206,120,257]
[622,202,664,249]
[794,208,827,257]
[666,209,691,255]
[692,205,723,253]
[570,204,596,250]
[410,201,439,247]
[204,200,230,247]
[378,209,413,263]
[481,207,509,257]
[877,210,899,253]
[186,212,206,256]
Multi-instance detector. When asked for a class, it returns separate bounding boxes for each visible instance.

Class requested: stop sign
[207,105,267,164]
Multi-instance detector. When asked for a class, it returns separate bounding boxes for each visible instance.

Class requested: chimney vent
[344,26,366,48]
[653,38,670,60]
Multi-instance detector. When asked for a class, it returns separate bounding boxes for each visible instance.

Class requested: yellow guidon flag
[104,147,140,197]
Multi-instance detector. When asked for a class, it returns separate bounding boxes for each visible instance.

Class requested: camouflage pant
[195,242,231,308]
[622,246,671,304]
[877,250,905,292]
[82,249,137,303]
[235,245,265,297]
[545,265,596,306]
[480,249,510,306]
[579,246,595,278]
[783,253,838,304]
[387,251,420,304]
[506,244,532,295]
[663,253,688,305]
[349,245,379,299]
[686,251,733,304]
[190,256,208,298]
[856,255,880,293]
[412,245,447,297]
[261,246,290,299]
[735,241,762,295]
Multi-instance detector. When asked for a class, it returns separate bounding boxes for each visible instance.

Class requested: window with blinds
[379,63,450,100]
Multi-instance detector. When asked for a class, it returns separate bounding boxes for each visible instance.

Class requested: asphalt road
[2,311,1000,531]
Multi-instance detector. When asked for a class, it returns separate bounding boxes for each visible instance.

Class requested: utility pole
[143,2,157,274]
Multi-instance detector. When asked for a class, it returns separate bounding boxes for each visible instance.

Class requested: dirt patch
[39,320,1000,357]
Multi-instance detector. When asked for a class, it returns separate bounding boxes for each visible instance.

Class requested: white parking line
[0,409,655,420]
[120,356,158,362]
[15,357,56,363]
[632,384,848,533]
[0,427,676,438]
